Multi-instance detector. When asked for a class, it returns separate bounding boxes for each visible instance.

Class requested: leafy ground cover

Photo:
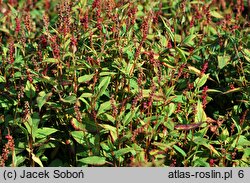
[0,0,250,167]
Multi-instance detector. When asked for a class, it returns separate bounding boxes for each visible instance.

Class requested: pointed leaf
[97,101,111,117]
[71,131,85,144]
[173,145,187,157]
[78,156,106,165]
[195,100,207,123]
[210,11,224,19]
[71,118,85,131]
[194,74,208,88]
[35,127,58,139]
[31,153,43,167]
[176,47,187,62]
[78,74,95,83]
[160,16,174,42]
[114,147,136,158]
[60,95,77,104]
[96,76,111,99]
[0,76,6,83]
[36,91,52,111]
[218,55,230,69]
[25,80,36,99]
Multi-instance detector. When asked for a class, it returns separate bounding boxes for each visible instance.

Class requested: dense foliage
[0,0,249,167]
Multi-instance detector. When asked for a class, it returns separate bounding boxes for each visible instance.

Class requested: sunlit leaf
[78,156,106,165]
[218,55,230,69]
[25,80,36,99]
[36,91,52,111]
[35,127,58,139]
[71,131,85,144]
[160,16,174,42]
[60,95,77,104]
[195,100,207,123]
[96,76,111,99]
[31,153,43,167]
[173,145,187,157]
[70,118,85,131]
[78,74,95,83]
[43,58,58,63]
[223,87,241,94]
[210,11,224,19]
[182,34,196,46]
[99,124,117,141]
[97,101,111,117]
[194,74,208,88]
[0,76,6,83]
[114,147,136,158]
[176,47,187,62]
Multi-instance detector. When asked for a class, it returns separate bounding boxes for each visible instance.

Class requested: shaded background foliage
[0,0,249,167]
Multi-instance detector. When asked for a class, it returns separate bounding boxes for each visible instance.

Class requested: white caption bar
[0,167,249,183]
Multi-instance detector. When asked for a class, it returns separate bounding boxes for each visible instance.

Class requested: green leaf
[0,76,6,83]
[195,100,207,123]
[237,136,250,146]
[223,87,241,95]
[218,55,230,69]
[78,156,106,165]
[36,91,52,111]
[30,113,40,141]
[182,34,196,46]
[167,103,176,117]
[70,118,85,131]
[31,153,43,167]
[160,16,174,42]
[79,93,93,98]
[7,4,18,15]
[220,128,229,141]
[152,142,176,150]
[187,65,201,76]
[194,74,208,88]
[35,128,58,139]
[176,47,187,62]
[172,95,185,103]
[193,158,209,167]
[122,106,139,126]
[207,89,222,93]
[96,76,111,99]
[129,78,139,93]
[114,147,136,158]
[193,137,209,146]
[173,145,187,157]
[99,124,118,141]
[82,114,98,133]
[210,11,224,19]
[43,58,58,63]
[97,101,111,117]
[60,95,77,104]
[40,76,58,86]
[100,71,117,76]
[71,131,85,144]
[78,74,95,83]
[78,98,91,109]
[242,48,250,62]
[165,86,175,98]
[13,155,26,167]
[25,80,36,99]
[243,148,250,157]
[231,117,241,133]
